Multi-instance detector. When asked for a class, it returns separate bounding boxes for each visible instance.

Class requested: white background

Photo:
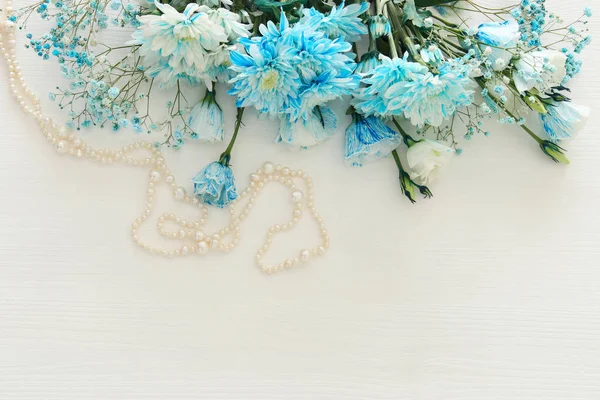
[1,1,599,398]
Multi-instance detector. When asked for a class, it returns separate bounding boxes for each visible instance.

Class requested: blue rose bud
[345,113,402,167]
[192,159,238,208]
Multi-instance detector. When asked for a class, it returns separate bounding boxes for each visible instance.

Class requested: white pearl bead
[263,162,275,175]
[56,141,67,153]
[150,170,161,182]
[197,241,209,254]
[291,190,304,203]
[58,126,69,139]
[299,249,310,263]
[174,187,186,200]
[194,230,205,242]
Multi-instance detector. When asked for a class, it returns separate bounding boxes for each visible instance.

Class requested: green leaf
[523,94,548,114]
[415,0,457,6]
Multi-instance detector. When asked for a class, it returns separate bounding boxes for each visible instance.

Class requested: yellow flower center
[260,70,280,91]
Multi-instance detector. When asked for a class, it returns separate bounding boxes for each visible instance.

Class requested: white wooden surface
[1,1,599,398]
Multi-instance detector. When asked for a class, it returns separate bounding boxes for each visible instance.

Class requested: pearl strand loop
[0,9,330,273]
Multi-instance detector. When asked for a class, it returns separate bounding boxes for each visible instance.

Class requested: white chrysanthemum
[130,1,228,87]
[203,7,252,40]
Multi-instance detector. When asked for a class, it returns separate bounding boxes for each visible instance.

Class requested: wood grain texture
[0,0,599,398]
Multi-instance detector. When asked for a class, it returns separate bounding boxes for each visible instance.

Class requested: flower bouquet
[9,0,593,205]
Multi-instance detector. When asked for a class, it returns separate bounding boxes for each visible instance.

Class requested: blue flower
[192,161,238,207]
[229,40,301,118]
[391,63,473,127]
[300,2,369,42]
[584,7,593,18]
[541,102,590,141]
[353,56,473,126]
[107,87,119,98]
[292,68,359,122]
[345,113,402,167]
[475,19,520,70]
[420,44,444,66]
[355,51,382,75]
[402,0,430,28]
[276,106,337,149]
[229,11,358,124]
[368,15,391,39]
[188,90,224,142]
[352,54,429,118]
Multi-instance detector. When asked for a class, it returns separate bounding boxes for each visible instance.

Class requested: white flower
[204,7,251,41]
[136,0,155,10]
[276,107,337,150]
[187,91,224,142]
[130,1,228,88]
[204,44,238,87]
[541,102,590,141]
[406,139,454,185]
[513,50,567,94]
[475,20,520,72]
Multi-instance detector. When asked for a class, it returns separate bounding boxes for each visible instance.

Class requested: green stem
[430,14,458,28]
[383,4,399,58]
[391,118,418,147]
[474,78,542,144]
[392,149,404,171]
[220,108,245,166]
[386,2,427,66]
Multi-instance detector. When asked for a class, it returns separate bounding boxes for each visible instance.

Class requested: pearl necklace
[0,7,329,273]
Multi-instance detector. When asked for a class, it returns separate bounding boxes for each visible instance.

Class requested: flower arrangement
[10,0,593,205]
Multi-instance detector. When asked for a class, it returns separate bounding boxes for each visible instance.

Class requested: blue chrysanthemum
[192,161,238,207]
[353,56,473,126]
[228,40,301,118]
[229,11,358,125]
[345,114,402,167]
[387,63,473,127]
[351,54,429,118]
